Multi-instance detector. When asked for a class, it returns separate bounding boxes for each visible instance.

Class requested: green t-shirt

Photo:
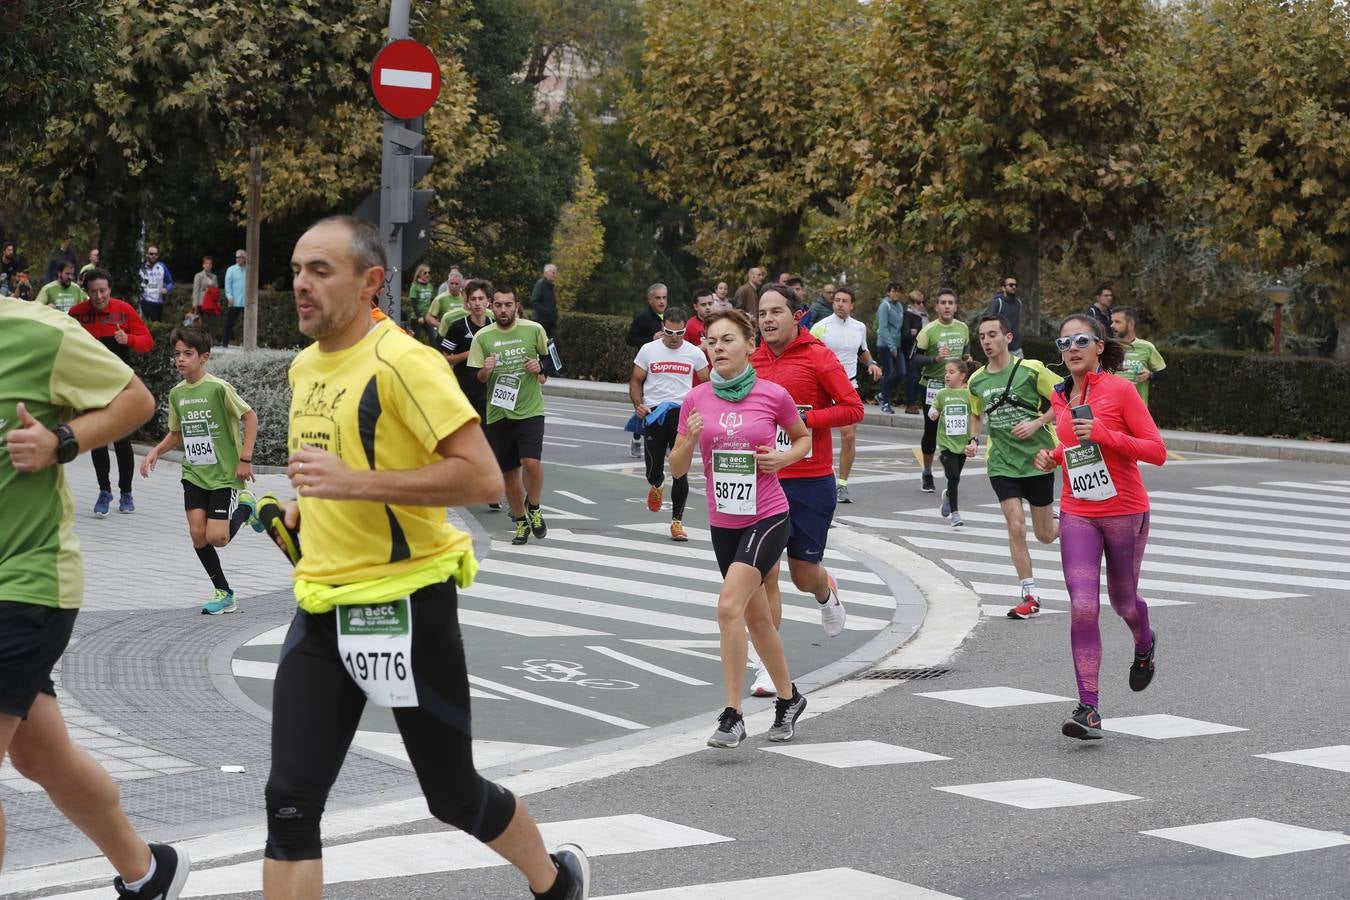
[968,357,1062,478]
[1119,338,1165,405]
[427,292,465,322]
[1,299,134,609]
[915,319,970,384]
[34,280,88,313]
[408,281,436,317]
[467,319,549,424]
[167,373,252,491]
[934,387,976,455]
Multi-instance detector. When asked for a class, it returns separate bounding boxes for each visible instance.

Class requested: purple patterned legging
[1061,511,1154,708]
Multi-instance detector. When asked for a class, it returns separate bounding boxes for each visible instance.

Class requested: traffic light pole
[380,0,413,323]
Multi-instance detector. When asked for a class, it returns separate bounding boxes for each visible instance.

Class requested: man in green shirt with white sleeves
[1111,307,1166,406]
[34,261,88,313]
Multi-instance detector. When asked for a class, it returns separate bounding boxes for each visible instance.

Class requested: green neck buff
[710,364,756,402]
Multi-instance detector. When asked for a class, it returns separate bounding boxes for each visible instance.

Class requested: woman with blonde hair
[407,263,436,343]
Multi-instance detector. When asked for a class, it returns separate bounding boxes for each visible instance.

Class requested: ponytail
[1058,313,1125,373]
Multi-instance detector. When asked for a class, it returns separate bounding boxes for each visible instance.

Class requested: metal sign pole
[381,0,412,323]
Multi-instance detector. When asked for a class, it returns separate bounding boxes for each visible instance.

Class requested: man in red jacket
[748,284,864,694]
[69,269,154,516]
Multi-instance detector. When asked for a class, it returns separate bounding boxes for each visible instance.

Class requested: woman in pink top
[1034,314,1167,740]
[671,310,811,749]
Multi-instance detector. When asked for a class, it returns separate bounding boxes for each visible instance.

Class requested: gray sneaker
[836,482,851,504]
[707,707,746,748]
[552,842,592,899]
[767,688,807,742]
[950,511,964,528]
[940,488,951,517]
[629,436,642,458]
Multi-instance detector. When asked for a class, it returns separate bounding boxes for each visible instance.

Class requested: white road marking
[586,645,711,685]
[460,608,612,638]
[597,868,957,899]
[760,739,950,768]
[1099,714,1247,739]
[967,582,1190,607]
[625,638,753,667]
[554,490,597,505]
[952,558,1304,601]
[936,778,1141,809]
[350,730,563,768]
[242,624,290,646]
[1149,489,1350,518]
[1199,484,1350,505]
[916,687,1073,708]
[465,581,720,634]
[1142,818,1350,859]
[467,675,646,730]
[1254,745,1350,774]
[230,659,501,699]
[1264,480,1350,495]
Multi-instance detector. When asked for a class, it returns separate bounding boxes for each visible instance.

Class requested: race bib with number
[774,405,811,453]
[180,418,218,466]
[711,449,757,515]
[336,598,418,707]
[490,373,520,411]
[925,379,942,406]
[1065,442,1117,502]
[943,405,969,437]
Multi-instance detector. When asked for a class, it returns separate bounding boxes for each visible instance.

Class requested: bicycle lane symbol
[501,659,639,691]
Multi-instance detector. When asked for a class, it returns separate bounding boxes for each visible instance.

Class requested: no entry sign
[370,39,441,119]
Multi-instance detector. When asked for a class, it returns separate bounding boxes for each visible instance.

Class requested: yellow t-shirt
[286,321,478,588]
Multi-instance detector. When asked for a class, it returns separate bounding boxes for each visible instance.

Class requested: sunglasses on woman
[1055,333,1100,352]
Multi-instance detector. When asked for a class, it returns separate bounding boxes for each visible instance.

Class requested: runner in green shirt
[928,359,981,527]
[428,269,468,335]
[910,288,970,492]
[407,263,437,344]
[34,262,87,313]
[468,286,551,545]
[140,328,260,615]
[1,298,193,896]
[1111,307,1166,405]
[969,313,1062,619]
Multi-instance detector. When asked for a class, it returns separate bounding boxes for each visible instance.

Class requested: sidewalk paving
[543,376,1350,465]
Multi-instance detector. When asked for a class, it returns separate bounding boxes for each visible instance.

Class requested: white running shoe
[819,574,847,637]
[750,659,775,697]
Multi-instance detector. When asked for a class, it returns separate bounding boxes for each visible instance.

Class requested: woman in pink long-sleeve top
[1034,313,1167,740]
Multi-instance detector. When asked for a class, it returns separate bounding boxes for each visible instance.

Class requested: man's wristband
[239,457,252,463]
[55,424,79,464]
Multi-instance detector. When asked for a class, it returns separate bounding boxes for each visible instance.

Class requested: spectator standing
[80,248,100,278]
[137,245,173,322]
[192,255,218,320]
[714,280,731,311]
[68,268,153,515]
[34,262,87,313]
[901,288,929,413]
[875,282,905,413]
[11,271,34,302]
[801,283,836,329]
[529,262,560,340]
[1085,282,1114,331]
[1,242,25,295]
[43,239,77,285]
[733,266,766,319]
[222,249,247,347]
[984,275,1025,357]
[407,263,437,343]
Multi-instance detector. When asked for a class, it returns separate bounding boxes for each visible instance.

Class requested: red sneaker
[1007,596,1041,619]
[646,485,663,512]
[670,520,688,542]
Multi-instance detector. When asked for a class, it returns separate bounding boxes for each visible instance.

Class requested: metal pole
[1273,304,1283,356]
[243,144,262,351]
[380,0,412,325]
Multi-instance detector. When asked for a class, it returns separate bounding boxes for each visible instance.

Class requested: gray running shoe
[552,842,592,899]
[767,688,807,742]
[629,436,642,458]
[950,511,964,528]
[836,482,851,504]
[707,707,746,748]
[940,488,951,517]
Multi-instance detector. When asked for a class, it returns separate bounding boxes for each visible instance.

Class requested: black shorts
[0,601,79,718]
[709,512,790,582]
[989,473,1056,508]
[182,480,239,520]
[484,415,545,472]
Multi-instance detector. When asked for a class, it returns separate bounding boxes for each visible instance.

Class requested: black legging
[643,412,688,520]
[939,450,967,512]
[91,439,134,494]
[264,581,516,860]
[921,396,939,456]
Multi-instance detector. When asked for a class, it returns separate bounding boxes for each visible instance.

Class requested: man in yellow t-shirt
[262,216,590,900]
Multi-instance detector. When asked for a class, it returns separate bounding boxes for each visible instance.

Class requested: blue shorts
[781,474,837,564]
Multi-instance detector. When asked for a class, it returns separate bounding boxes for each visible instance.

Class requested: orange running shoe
[647,485,663,512]
[670,520,688,542]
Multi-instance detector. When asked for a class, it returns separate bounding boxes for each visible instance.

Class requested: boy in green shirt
[1111,307,1166,405]
[140,328,260,615]
[911,288,970,491]
[928,360,981,527]
[968,314,1062,618]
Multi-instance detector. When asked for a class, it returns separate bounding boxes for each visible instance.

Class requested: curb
[543,380,1350,466]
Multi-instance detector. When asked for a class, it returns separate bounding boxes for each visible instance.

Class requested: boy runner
[910,288,970,492]
[440,278,493,422]
[140,328,261,615]
[968,314,1062,618]
[469,287,552,545]
[264,216,590,899]
[1,297,190,897]
[808,285,882,503]
[1110,307,1166,405]
[630,307,710,541]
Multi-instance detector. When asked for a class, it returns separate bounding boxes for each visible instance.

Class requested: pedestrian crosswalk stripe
[936,777,1141,809]
[1142,818,1350,859]
[1200,484,1350,506]
[1254,745,1350,774]
[229,658,505,699]
[53,815,731,898]
[1144,500,1350,531]
[459,608,614,638]
[596,868,958,899]
[917,687,1074,707]
[952,558,1304,601]
[982,603,1066,616]
[760,740,951,768]
[1149,489,1350,518]
[243,624,289,646]
[618,521,861,565]
[587,645,712,685]
[967,582,1190,608]
[1267,479,1350,495]
[1100,714,1246,739]
[349,731,563,768]
[467,580,721,634]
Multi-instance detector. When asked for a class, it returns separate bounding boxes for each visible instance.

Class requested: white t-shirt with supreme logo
[634,338,709,407]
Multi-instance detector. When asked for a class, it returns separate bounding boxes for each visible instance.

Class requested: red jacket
[684,315,708,362]
[1051,368,1166,517]
[751,327,864,479]
[68,298,153,362]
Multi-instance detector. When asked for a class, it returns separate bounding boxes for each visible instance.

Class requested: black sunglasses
[1055,333,1100,352]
